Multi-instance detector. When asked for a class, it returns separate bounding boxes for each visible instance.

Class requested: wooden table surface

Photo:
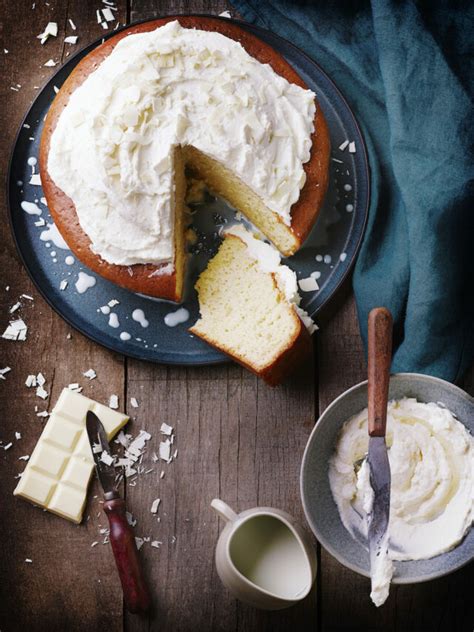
[1,1,472,631]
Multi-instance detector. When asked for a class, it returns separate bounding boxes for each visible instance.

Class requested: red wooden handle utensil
[104,497,151,614]
[368,307,393,437]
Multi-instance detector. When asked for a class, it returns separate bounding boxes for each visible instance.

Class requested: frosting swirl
[329,398,474,606]
[48,21,316,266]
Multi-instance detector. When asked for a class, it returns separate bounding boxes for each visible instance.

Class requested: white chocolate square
[14,388,128,523]
[62,455,93,490]
[91,402,127,437]
[73,431,95,463]
[42,413,82,451]
[54,388,92,423]
[28,442,69,479]
[14,469,56,506]
[48,482,86,522]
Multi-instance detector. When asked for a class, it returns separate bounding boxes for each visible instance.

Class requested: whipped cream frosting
[329,398,474,607]
[48,20,316,266]
[226,224,316,334]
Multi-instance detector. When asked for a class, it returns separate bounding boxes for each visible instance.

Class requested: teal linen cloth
[230,0,473,382]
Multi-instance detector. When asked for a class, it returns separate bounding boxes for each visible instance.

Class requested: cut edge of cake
[183,145,300,257]
[190,225,315,385]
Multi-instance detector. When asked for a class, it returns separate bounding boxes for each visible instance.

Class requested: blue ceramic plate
[7,16,369,365]
[301,373,474,583]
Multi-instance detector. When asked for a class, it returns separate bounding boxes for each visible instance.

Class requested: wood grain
[122,359,317,632]
[128,4,312,629]
[0,2,127,631]
[125,2,315,628]
[367,307,392,437]
[130,0,233,20]
[1,1,473,631]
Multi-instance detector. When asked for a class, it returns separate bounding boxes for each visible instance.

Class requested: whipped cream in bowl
[329,398,473,606]
[301,373,474,605]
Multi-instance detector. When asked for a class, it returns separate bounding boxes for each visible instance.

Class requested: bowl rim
[300,371,474,584]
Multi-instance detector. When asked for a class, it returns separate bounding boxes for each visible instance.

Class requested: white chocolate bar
[14,388,128,523]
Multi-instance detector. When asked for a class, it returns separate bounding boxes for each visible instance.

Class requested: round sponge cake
[40,16,331,301]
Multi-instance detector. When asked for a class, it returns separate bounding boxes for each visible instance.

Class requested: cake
[190,225,316,385]
[40,17,330,301]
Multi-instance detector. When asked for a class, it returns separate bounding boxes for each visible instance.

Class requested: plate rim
[7,13,370,367]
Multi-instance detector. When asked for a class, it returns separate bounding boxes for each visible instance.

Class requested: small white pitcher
[211,499,317,610]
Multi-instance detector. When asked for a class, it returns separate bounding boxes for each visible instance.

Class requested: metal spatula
[367,307,393,594]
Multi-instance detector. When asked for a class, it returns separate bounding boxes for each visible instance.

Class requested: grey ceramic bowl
[301,373,474,583]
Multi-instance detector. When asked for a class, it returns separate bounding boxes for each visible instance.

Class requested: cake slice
[190,225,316,385]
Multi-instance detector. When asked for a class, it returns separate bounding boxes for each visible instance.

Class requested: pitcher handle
[211,498,238,523]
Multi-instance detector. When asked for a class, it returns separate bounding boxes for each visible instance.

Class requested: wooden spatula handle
[104,497,151,614]
[368,307,393,437]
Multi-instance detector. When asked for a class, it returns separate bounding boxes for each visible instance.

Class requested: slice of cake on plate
[190,225,316,385]
[40,17,330,301]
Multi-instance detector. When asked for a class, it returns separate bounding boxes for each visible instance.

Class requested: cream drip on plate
[164,307,190,327]
[21,201,42,216]
[75,272,96,294]
[47,20,315,267]
[225,224,316,334]
[329,398,474,607]
[40,223,70,250]
[108,313,120,328]
[132,309,149,328]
